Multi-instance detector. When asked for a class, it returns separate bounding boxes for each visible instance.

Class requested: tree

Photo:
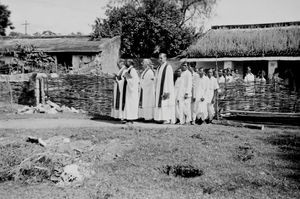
[0,3,14,36]
[107,0,217,28]
[2,44,56,73]
[41,30,56,36]
[8,31,25,37]
[92,0,196,58]
[33,32,41,36]
[69,32,83,36]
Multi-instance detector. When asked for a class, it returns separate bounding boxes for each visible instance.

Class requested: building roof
[186,21,300,58]
[211,21,300,30]
[0,35,111,53]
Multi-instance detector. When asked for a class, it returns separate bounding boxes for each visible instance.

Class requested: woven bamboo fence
[46,74,114,116]
[218,81,300,113]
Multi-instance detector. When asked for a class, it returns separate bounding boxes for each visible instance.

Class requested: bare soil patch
[159,164,204,178]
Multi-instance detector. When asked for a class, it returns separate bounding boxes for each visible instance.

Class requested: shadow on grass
[89,114,122,125]
[89,114,154,125]
[266,132,300,183]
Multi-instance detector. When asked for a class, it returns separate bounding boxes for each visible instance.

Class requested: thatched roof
[186,22,300,58]
[0,36,111,53]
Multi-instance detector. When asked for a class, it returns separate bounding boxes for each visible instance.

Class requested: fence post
[35,76,40,106]
[41,77,45,104]
[215,57,219,120]
[6,76,13,111]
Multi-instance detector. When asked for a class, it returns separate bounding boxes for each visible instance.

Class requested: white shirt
[207,76,219,91]
[181,70,193,97]
[206,76,219,102]
[244,73,255,96]
[244,73,255,83]
[219,76,225,84]
[195,75,209,100]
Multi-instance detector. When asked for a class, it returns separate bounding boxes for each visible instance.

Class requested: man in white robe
[218,70,226,84]
[189,63,200,125]
[120,60,140,123]
[244,66,255,110]
[206,68,219,123]
[139,59,155,121]
[111,61,126,119]
[193,68,209,124]
[225,69,233,83]
[244,66,255,96]
[154,53,175,124]
[174,69,184,124]
[218,70,226,100]
[180,62,193,124]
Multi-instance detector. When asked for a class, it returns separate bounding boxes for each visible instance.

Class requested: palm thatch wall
[186,25,300,58]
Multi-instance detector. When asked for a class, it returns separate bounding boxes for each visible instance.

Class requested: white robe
[206,76,219,103]
[121,67,140,120]
[194,75,209,121]
[191,72,199,121]
[154,62,175,123]
[181,70,193,123]
[244,73,255,96]
[206,76,219,120]
[111,66,126,119]
[174,76,184,123]
[139,68,155,120]
[191,72,199,101]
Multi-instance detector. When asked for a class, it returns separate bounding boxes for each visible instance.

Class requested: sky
[1,0,300,35]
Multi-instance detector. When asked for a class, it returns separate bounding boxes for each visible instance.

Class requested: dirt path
[0,118,179,129]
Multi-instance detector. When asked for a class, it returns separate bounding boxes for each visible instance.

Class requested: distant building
[0,35,121,74]
[183,21,300,85]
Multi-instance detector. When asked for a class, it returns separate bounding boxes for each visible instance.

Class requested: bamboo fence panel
[218,81,300,113]
[46,74,114,116]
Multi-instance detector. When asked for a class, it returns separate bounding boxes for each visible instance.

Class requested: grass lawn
[0,116,299,199]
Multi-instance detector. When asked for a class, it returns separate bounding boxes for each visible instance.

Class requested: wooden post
[46,77,49,99]
[40,77,45,104]
[215,56,219,120]
[6,76,13,111]
[35,77,40,106]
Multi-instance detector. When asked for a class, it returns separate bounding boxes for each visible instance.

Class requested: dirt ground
[0,111,299,199]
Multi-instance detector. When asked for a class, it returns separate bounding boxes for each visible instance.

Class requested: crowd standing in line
[111,53,290,125]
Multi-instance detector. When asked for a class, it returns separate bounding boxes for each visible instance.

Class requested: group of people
[212,67,267,85]
[111,53,219,125]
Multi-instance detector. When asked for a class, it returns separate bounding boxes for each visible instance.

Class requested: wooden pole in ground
[41,77,45,104]
[46,77,49,100]
[215,56,219,120]
[35,76,40,106]
[6,76,13,111]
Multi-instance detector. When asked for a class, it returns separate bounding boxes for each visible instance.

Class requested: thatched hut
[0,35,121,74]
[183,21,300,87]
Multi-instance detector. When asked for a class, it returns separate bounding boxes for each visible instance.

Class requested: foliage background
[92,0,217,58]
